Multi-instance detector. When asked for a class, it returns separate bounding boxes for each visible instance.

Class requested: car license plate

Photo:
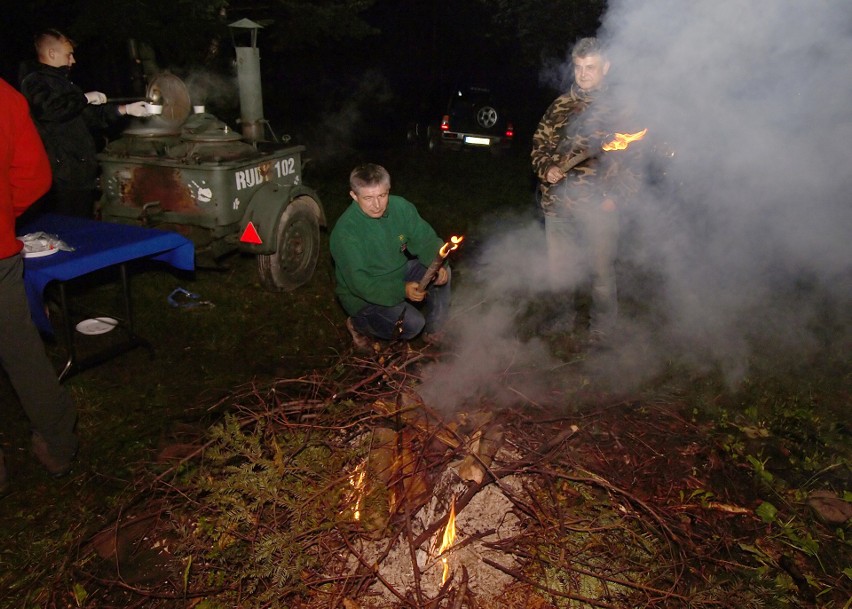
[464,136,491,146]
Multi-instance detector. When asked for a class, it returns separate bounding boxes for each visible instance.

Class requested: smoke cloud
[183,68,240,112]
[418,1,852,409]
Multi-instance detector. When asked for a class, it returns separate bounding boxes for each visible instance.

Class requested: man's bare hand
[434,266,449,286]
[405,281,426,302]
[601,197,616,212]
[545,165,566,184]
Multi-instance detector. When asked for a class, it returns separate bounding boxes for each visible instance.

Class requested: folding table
[19,214,195,381]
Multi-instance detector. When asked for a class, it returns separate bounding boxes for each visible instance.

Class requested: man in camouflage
[531,37,637,342]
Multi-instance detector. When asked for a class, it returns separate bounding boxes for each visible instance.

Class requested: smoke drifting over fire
[419,1,852,409]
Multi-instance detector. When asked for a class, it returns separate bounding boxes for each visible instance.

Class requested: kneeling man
[330,163,450,351]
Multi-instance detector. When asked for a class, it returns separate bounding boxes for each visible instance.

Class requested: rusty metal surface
[124,166,198,213]
[98,74,312,260]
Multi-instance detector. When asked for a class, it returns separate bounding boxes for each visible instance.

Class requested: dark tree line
[2,0,605,138]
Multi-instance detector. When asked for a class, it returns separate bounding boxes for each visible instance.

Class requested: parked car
[407,85,514,155]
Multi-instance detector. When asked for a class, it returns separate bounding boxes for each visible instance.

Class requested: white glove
[85,91,107,105]
[123,101,151,117]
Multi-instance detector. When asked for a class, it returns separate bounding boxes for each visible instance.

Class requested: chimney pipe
[229,19,266,142]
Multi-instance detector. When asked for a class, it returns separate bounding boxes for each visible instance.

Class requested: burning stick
[557,128,648,175]
[602,128,648,151]
[436,497,457,585]
[347,461,367,522]
[417,235,464,291]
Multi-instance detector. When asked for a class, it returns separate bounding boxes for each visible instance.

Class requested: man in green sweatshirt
[330,163,451,351]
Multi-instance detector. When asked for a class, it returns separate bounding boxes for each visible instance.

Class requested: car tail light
[505,122,514,139]
[441,115,450,131]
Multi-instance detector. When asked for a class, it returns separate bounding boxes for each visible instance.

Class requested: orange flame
[602,128,648,152]
[439,235,464,258]
[348,463,367,521]
[437,498,457,585]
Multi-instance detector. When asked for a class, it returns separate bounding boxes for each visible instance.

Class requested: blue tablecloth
[18,214,195,334]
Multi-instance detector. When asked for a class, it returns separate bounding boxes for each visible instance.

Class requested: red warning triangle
[240,221,263,244]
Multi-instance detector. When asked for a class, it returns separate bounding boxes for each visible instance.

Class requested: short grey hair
[349,163,390,193]
[572,37,605,60]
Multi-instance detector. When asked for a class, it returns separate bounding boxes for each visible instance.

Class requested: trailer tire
[257,197,320,291]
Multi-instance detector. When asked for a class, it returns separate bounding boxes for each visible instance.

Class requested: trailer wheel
[257,197,320,291]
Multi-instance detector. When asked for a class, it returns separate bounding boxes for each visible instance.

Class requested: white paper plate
[22,246,60,258]
[75,317,119,335]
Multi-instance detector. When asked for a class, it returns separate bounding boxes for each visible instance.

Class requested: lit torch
[436,497,457,585]
[557,128,648,175]
[417,235,464,291]
[602,128,648,151]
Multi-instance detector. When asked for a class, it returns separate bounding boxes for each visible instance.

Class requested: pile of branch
[57,347,849,609]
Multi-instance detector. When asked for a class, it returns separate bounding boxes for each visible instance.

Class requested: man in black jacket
[20,29,150,217]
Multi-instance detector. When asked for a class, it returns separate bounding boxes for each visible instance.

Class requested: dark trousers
[0,255,77,462]
[351,260,452,341]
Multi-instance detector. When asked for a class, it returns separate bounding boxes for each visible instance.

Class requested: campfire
[332,391,525,608]
[73,348,849,609]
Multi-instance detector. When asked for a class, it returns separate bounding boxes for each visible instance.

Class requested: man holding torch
[531,37,640,343]
[330,163,452,352]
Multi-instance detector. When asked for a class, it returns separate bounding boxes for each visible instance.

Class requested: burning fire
[602,128,648,152]
[347,462,367,521]
[436,497,457,585]
[438,235,464,258]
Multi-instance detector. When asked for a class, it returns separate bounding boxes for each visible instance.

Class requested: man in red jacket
[0,77,78,493]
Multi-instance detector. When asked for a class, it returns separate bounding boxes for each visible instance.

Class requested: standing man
[0,78,78,492]
[330,163,451,352]
[20,28,149,217]
[531,37,638,343]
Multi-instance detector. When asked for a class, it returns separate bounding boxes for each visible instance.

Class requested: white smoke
[419,1,852,409]
[602,0,852,373]
[183,68,240,110]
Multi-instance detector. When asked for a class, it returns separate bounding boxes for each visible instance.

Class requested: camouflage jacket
[531,84,640,215]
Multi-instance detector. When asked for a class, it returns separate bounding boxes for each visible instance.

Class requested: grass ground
[0,147,533,600]
[0,145,848,607]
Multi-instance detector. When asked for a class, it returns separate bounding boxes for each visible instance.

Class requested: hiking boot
[346,318,374,354]
[31,434,74,479]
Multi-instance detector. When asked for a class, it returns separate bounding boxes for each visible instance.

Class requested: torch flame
[602,128,648,152]
[438,235,464,258]
[437,497,457,585]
